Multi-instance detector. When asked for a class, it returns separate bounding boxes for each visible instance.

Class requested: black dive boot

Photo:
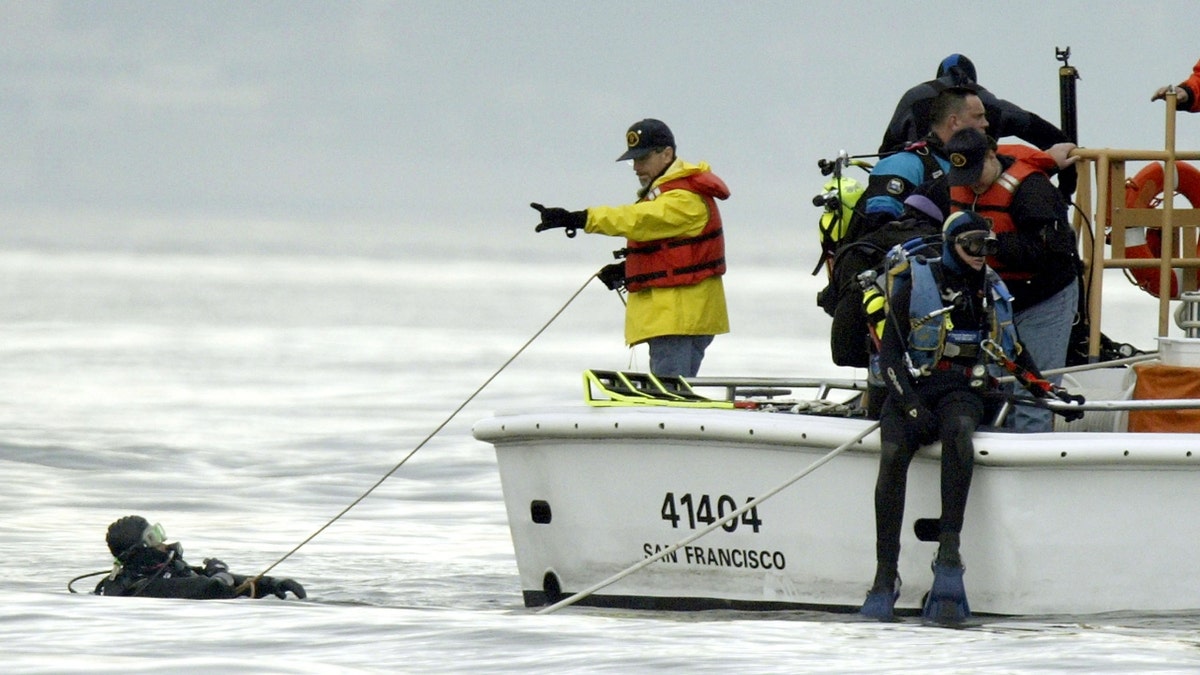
[923,533,970,624]
[860,563,901,620]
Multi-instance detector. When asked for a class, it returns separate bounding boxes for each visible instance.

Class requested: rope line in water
[248,272,600,583]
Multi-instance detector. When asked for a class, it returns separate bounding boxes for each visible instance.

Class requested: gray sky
[2,0,1197,264]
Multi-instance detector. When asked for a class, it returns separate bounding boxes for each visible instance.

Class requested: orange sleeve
[1180,58,1200,113]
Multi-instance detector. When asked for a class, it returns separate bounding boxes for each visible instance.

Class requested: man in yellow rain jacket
[532,119,730,377]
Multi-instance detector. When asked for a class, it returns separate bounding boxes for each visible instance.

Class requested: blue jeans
[647,335,714,378]
[1006,282,1078,432]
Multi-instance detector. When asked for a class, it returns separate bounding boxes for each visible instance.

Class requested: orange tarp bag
[1128,363,1200,432]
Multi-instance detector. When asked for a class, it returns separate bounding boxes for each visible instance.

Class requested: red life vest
[624,172,729,293]
[949,145,1057,282]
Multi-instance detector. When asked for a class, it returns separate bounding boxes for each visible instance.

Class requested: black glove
[253,575,307,599]
[531,203,587,237]
[598,262,626,291]
[1050,386,1086,422]
[1057,164,1078,200]
[904,399,940,443]
[276,578,306,599]
[200,558,235,585]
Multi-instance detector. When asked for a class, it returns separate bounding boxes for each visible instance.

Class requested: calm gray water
[0,215,1196,674]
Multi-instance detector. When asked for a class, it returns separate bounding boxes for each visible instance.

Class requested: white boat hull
[475,404,1200,615]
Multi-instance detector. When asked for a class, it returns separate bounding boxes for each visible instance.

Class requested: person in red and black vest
[1151,58,1200,113]
[532,119,730,378]
[945,128,1081,433]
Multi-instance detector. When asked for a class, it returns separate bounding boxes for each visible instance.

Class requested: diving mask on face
[140,522,167,548]
[955,230,998,257]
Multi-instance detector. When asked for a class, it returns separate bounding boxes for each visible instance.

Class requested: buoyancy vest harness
[622,173,727,293]
[904,140,947,183]
[906,258,1019,372]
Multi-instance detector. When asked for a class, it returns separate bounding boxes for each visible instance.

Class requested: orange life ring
[1123,161,1200,298]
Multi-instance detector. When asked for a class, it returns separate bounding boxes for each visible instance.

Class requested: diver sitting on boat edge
[861,211,1084,624]
[93,515,306,600]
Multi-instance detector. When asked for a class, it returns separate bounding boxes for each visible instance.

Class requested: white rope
[537,419,882,614]
[252,272,600,581]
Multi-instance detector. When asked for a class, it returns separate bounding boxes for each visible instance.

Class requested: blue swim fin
[922,562,970,624]
[860,576,901,621]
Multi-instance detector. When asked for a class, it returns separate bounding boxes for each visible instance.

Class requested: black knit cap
[941,210,992,276]
[943,210,990,241]
[937,54,977,83]
[106,515,150,558]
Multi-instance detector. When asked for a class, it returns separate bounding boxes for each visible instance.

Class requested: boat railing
[1072,91,1200,355]
[686,376,867,404]
[573,365,1200,431]
[691,365,1200,431]
[1044,398,1200,413]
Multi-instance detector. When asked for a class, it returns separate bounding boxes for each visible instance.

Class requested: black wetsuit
[93,545,302,599]
[872,257,1039,570]
[879,76,1067,155]
[878,74,1074,199]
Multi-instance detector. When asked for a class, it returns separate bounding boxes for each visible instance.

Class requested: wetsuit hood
[107,515,150,559]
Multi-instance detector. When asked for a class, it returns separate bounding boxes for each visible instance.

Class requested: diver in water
[93,515,305,600]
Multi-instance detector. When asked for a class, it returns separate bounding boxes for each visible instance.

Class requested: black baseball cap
[617,119,675,161]
[945,128,995,186]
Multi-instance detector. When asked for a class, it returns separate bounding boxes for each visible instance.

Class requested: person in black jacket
[879,54,1074,198]
[880,54,1068,154]
[93,515,305,600]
